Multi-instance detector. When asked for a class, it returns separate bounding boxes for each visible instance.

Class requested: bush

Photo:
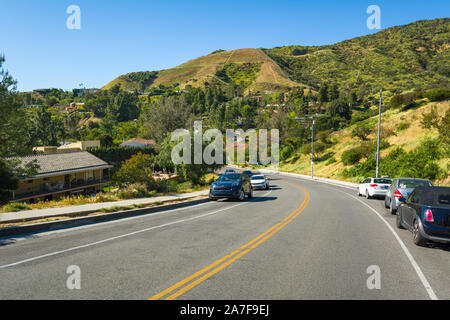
[424,88,450,102]
[351,124,372,141]
[1,202,30,212]
[115,183,150,199]
[397,122,410,132]
[341,148,364,165]
[342,138,444,183]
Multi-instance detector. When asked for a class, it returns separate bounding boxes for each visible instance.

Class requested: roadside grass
[0,195,207,229]
[1,173,218,213]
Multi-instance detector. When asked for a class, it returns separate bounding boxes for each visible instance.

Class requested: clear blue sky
[1,0,448,92]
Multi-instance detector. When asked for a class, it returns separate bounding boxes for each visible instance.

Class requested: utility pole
[376,89,382,178]
[296,114,324,180]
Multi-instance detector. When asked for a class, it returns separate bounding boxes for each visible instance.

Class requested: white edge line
[327,186,438,301]
[0,190,272,269]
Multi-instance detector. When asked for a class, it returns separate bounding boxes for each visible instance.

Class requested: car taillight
[394,190,403,198]
[370,184,378,187]
[425,209,434,222]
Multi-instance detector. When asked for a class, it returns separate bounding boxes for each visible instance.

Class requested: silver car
[384,178,433,214]
[250,175,270,190]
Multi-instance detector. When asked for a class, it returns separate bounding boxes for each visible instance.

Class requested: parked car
[358,177,392,199]
[225,169,236,174]
[250,175,270,190]
[242,170,254,178]
[209,173,253,201]
[384,178,433,214]
[396,187,450,246]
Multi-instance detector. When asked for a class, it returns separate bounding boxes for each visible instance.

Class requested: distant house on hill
[8,151,113,202]
[32,141,101,154]
[58,140,101,152]
[120,138,156,148]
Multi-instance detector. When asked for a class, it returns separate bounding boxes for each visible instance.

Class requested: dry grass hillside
[103,48,304,93]
[280,100,450,185]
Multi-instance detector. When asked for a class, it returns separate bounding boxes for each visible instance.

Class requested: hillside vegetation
[280,100,450,185]
[104,48,303,93]
[104,18,449,95]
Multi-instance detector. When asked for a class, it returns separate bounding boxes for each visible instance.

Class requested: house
[57,140,101,152]
[120,138,156,148]
[32,146,59,154]
[8,151,113,202]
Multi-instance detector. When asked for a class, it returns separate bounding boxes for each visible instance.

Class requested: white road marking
[0,190,272,269]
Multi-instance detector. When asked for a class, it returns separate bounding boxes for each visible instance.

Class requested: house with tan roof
[120,138,156,148]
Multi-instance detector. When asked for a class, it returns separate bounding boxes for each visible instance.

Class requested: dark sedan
[209,173,253,201]
[397,187,450,246]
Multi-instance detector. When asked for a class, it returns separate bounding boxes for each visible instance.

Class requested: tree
[0,56,39,204]
[157,135,223,185]
[140,96,192,143]
[0,56,34,157]
[0,159,19,205]
[352,124,372,141]
[113,152,155,188]
[32,106,65,146]
[318,83,329,105]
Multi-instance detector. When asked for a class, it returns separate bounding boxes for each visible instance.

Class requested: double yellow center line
[149,181,310,300]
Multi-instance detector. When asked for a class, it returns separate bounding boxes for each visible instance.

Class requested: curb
[233,166,358,189]
[0,198,210,238]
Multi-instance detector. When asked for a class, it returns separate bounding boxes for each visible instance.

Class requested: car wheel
[384,196,389,208]
[247,188,253,199]
[396,210,404,229]
[389,199,396,215]
[366,190,371,199]
[238,189,245,201]
[266,183,270,190]
[413,219,427,247]
[357,188,361,197]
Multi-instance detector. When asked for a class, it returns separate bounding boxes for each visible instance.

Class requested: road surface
[0,174,449,300]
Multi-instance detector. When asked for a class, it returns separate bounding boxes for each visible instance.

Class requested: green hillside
[263,18,449,91]
[104,48,304,93]
[104,18,449,95]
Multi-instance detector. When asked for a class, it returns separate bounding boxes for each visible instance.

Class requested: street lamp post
[376,89,382,178]
[296,114,324,180]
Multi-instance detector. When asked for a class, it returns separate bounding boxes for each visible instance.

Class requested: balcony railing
[11,178,110,201]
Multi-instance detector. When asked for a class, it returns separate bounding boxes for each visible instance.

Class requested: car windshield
[398,180,432,189]
[374,179,391,184]
[217,174,241,182]
[251,175,265,180]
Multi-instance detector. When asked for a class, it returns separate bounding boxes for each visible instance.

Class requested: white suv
[358,177,392,199]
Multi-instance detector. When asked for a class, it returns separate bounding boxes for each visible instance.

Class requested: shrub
[341,147,364,165]
[424,88,450,102]
[397,122,410,132]
[115,183,150,199]
[2,202,30,212]
[351,124,372,141]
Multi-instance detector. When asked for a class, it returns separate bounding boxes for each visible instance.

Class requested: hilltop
[103,48,304,93]
[104,18,449,94]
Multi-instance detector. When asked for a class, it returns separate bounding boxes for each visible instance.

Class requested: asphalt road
[0,174,449,300]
